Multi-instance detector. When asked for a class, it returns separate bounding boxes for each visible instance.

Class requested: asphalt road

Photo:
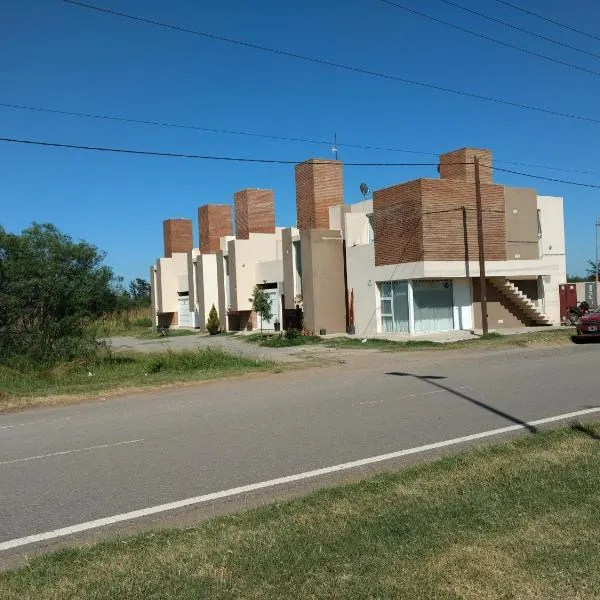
[2,342,599,564]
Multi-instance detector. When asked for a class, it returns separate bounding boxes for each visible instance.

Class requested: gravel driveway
[106,333,314,363]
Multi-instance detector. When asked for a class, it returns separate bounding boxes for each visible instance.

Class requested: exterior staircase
[489,278,552,326]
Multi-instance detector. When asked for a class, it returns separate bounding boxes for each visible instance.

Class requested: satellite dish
[359,182,369,198]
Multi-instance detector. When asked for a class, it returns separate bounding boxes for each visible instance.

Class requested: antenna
[332,132,338,160]
[359,182,370,198]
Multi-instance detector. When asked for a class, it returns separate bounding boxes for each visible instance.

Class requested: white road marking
[0,439,144,466]
[0,417,72,430]
[1,407,599,552]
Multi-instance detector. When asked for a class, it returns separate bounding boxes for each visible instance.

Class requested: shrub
[285,328,300,340]
[206,305,221,335]
[133,317,152,328]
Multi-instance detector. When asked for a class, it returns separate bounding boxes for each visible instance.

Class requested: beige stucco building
[150,147,567,337]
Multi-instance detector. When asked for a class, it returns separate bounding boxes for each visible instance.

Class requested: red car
[574,305,600,340]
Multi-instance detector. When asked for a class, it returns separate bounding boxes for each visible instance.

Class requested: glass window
[378,281,409,333]
[381,299,392,315]
[367,214,375,244]
[413,280,454,333]
[293,241,302,297]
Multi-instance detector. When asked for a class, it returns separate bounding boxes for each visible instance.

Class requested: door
[258,289,280,330]
[177,295,193,328]
[559,284,577,323]
[413,280,454,333]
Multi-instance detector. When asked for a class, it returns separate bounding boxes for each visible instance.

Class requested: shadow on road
[385,371,538,434]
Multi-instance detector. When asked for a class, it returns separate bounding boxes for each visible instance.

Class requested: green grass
[243,328,572,352]
[325,328,572,351]
[0,348,272,411]
[2,423,599,599]
[245,333,323,347]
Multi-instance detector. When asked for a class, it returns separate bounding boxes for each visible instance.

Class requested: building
[150,147,567,336]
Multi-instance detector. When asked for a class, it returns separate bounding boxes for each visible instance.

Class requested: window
[412,280,454,333]
[537,209,542,239]
[378,281,409,333]
[367,214,375,244]
[293,240,302,297]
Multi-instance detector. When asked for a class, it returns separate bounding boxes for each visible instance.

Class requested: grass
[0,348,272,411]
[243,328,573,352]
[2,422,600,599]
[324,328,573,351]
[245,333,323,347]
[88,307,153,338]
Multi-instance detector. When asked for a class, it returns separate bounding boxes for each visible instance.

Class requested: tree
[206,304,221,335]
[585,260,600,281]
[0,223,119,367]
[249,285,272,333]
[128,278,151,306]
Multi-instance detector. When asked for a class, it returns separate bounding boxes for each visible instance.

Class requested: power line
[0,135,443,166]
[490,164,600,189]
[57,0,600,126]
[0,102,436,157]
[3,101,599,176]
[378,0,600,78]
[491,0,600,44]
[437,0,600,61]
[3,134,600,189]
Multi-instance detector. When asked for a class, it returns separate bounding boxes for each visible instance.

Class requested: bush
[143,348,260,374]
[0,223,123,367]
[133,317,152,328]
[206,304,221,335]
[285,328,300,340]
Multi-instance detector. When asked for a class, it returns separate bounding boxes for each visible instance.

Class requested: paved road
[1,342,599,564]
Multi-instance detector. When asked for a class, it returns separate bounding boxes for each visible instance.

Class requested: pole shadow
[570,421,600,441]
[385,371,538,434]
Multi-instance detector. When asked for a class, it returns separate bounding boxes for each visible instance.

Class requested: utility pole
[594,218,600,304]
[474,156,489,335]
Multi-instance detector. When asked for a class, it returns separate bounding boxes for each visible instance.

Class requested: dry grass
[2,423,600,599]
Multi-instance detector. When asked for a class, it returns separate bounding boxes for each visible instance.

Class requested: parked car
[573,305,600,341]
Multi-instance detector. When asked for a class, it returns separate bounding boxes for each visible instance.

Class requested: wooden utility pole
[474,156,489,335]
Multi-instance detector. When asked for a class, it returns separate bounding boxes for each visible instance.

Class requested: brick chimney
[438,148,493,184]
[295,159,344,230]
[163,218,193,258]
[198,204,233,254]
[234,188,276,240]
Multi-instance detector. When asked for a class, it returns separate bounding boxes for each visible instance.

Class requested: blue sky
[2,0,600,283]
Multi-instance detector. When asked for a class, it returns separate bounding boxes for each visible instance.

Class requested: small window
[367,214,375,244]
[537,209,542,238]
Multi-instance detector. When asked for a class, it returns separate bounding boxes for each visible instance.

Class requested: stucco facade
[150,146,568,336]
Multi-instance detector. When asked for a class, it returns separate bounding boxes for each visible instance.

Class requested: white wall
[187,249,200,313]
[346,244,379,336]
[452,278,473,330]
[228,233,282,312]
[195,253,219,330]
[256,259,283,284]
[538,195,565,256]
[155,253,189,315]
[346,213,370,247]
[535,195,566,324]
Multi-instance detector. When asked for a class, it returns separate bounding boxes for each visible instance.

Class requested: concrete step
[489,277,551,326]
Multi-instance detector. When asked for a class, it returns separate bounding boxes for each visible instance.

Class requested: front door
[259,289,280,330]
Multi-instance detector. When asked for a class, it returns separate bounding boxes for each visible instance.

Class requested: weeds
[0,347,270,404]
